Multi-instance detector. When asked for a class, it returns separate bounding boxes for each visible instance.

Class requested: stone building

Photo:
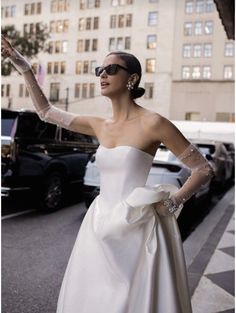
[1,0,234,121]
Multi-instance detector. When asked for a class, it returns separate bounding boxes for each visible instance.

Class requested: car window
[1,118,16,136]
[17,114,56,139]
[199,147,211,155]
[61,129,92,143]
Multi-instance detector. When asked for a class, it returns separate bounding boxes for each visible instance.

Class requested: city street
[2,198,87,313]
[2,184,234,313]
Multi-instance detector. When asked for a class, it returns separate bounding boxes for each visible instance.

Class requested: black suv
[1,108,98,212]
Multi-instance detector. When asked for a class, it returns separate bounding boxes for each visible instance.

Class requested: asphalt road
[2,200,87,313]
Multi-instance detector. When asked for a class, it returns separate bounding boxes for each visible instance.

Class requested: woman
[2,35,214,313]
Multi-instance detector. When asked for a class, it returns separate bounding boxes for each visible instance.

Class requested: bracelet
[163,198,183,214]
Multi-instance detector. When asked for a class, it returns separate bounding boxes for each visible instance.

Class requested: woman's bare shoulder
[141,109,166,127]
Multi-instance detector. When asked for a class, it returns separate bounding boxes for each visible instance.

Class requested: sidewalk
[183,186,235,313]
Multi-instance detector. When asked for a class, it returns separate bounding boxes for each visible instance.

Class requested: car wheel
[39,171,65,213]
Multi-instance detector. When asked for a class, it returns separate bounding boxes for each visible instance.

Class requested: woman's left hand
[155,201,173,217]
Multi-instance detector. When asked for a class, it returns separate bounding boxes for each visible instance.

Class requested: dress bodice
[96,145,154,209]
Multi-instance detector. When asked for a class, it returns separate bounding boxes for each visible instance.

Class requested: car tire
[38,171,65,213]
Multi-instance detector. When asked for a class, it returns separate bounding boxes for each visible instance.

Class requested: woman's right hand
[1,35,14,59]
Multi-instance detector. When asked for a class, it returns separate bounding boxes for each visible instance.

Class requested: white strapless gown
[56,145,192,313]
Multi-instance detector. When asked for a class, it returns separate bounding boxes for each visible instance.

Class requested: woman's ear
[130,73,139,85]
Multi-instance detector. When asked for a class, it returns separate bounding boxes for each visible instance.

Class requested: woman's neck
[110,98,142,123]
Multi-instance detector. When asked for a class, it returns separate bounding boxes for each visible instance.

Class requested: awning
[214,0,235,40]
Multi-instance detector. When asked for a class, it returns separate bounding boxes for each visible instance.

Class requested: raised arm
[1,35,102,137]
[150,115,214,214]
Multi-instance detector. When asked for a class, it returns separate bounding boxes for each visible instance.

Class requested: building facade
[1,0,234,121]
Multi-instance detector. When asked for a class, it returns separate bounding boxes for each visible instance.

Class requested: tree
[1,24,49,76]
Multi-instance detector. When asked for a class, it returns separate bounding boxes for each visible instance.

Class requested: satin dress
[56,145,192,313]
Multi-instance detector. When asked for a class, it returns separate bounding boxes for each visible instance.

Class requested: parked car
[1,108,98,212]
[83,144,212,208]
[189,139,234,190]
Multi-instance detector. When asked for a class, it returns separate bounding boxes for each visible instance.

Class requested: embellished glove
[8,48,77,129]
[164,143,214,211]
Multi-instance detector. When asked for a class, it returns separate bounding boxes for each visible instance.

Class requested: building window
[146,59,156,73]
[2,5,16,18]
[90,60,96,74]
[148,11,158,26]
[54,62,59,74]
[19,84,24,97]
[183,44,191,57]
[110,15,116,28]
[185,112,200,121]
[76,39,98,52]
[224,42,234,57]
[82,83,88,98]
[86,17,92,30]
[19,84,29,97]
[223,66,233,79]
[111,0,133,5]
[193,44,202,57]
[184,22,192,36]
[89,83,95,98]
[182,66,191,79]
[92,39,98,51]
[61,62,66,74]
[185,0,194,14]
[192,66,201,79]
[76,61,82,74]
[144,83,154,99]
[206,0,214,12]
[118,15,125,27]
[126,14,132,27]
[195,0,204,13]
[147,35,157,49]
[75,83,80,98]
[80,0,100,9]
[37,2,42,13]
[204,43,212,57]
[83,61,89,73]
[77,40,83,52]
[109,38,116,50]
[108,37,131,50]
[62,40,68,53]
[204,21,213,34]
[194,22,202,35]
[117,37,123,49]
[85,39,90,51]
[51,0,69,13]
[93,17,99,29]
[110,14,132,28]
[202,66,211,79]
[216,112,235,122]
[79,18,86,30]
[47,62,52,74]
[47,62,66,74]
[50,83,60,102]
[125,37,131,49]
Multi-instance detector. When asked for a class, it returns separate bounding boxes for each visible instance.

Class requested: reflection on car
[1,108,98,212]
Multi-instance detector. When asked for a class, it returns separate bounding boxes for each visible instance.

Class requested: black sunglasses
[95,64,130,77]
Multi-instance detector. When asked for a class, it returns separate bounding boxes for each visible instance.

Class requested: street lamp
[65,87,69,111]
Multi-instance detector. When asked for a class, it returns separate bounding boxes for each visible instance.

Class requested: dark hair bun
[131,87,145,99]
